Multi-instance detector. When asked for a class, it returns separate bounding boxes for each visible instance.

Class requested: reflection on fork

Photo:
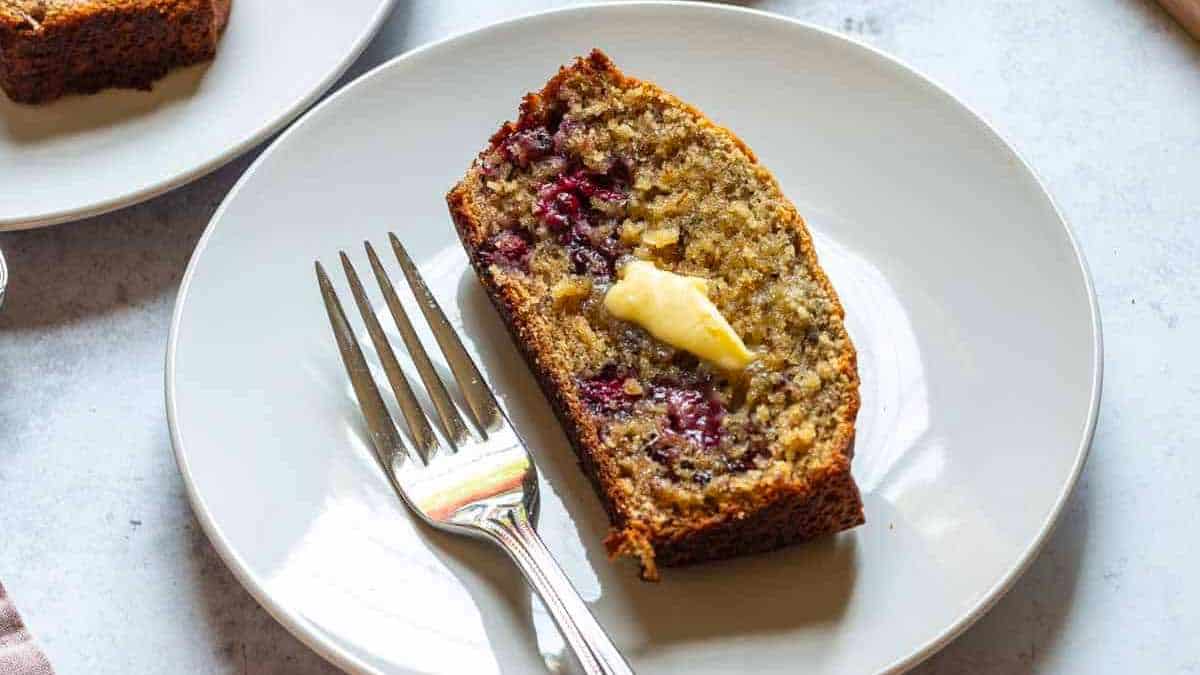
[0,246,6,308]
[316,232,634,675]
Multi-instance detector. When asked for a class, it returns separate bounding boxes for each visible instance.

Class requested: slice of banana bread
[449,50,863,580]
[0,0,231,104]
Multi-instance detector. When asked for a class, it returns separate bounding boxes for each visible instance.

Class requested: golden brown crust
[0,0,231,103]
[449,50,863,580]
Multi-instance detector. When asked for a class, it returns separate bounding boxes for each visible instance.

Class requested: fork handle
[484,510,635,675]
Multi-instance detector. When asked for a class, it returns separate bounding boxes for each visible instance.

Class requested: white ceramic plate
[0,0,395,230]
[167,4,1102,673]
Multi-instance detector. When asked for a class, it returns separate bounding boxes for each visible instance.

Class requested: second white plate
[0,0,395,229]
[168,4,1101,673]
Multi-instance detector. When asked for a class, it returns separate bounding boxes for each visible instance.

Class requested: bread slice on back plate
[449,50,863,580]
[0,0,231,103]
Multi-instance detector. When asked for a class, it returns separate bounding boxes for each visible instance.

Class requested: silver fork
[316,233,634,675]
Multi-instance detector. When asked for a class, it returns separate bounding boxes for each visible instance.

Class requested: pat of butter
[603,260,756,371]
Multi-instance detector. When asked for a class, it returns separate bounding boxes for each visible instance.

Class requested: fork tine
[315,261,420,474]
[389,233,504,435]
[363,241,471,450]
[339,252,437,463]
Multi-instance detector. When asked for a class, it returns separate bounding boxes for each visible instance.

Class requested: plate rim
[0,0,399,231]
[165,3,1104,673]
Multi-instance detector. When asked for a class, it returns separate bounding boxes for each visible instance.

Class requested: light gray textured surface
[1,1,1197,673]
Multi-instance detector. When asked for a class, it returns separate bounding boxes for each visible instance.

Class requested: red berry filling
[654,385,725,450]
[533,168,628,278]
[534,169,625,232]
[578,367,768,480]
[490,120,632,280]
[552,118,580,153]
[579,365,640,413]
[481,229,533,271]
[501,128,554,168]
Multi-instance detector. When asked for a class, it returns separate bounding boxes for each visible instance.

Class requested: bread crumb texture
[450,51,863,578]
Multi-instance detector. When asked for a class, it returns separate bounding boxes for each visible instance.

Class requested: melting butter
[603,260,755,371]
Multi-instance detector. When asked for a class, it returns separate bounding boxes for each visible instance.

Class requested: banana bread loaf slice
[0,0,231,103]
[449,50,863,580]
